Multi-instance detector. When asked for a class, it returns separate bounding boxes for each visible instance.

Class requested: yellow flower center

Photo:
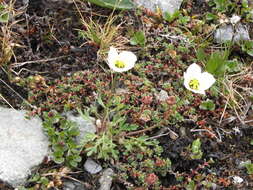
[115,60,126,68]
[189,79,200,90]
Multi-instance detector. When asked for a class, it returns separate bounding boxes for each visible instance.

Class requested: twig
[147,132,170,140]
[11,67,48,75]
[125,122,165,137]
[215,128,222,142]
[11,56,67,68]
[148,127,178,140]
[190,129,221,142]
[219,99,228,125]
[244,119,253,124]
[233,105,244,124]
[0,93,14,109]
[0,78,36,109]
[43,171,86,185]
[125,125,159,136]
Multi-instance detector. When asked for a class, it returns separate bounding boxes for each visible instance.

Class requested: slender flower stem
[111,72,118,92]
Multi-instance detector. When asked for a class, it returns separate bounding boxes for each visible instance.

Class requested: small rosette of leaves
[190,138,203,159]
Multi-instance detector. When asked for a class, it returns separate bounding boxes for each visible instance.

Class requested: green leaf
[205,51,229,76]
[226,60,240,73]
[130,31,146,47]
[206,12,218,21]
[178,15,190,25]
[196,48,207,63]
[82,132,97,144]
[241,40,253,56]
[68,126,80,136]
[246,49,253,57]
[53,149,64,157]
[190,138,203,159]
[86,146,97,156]
[163,10,180,22]
[0,5,6,11]
[74,155,82,162]
[0,12,9,23]
[40,177,50,185]
[78,108,93,122]
[85,0,134,10]
[28,173,41,182]
[245,163,253,175]
[69,160,78,167]
[97,95,106,109]
[192,138,201,153]
[120,123,139,131]
[53,156,65,164]
[199,99,216,111]
[186,180,196,190]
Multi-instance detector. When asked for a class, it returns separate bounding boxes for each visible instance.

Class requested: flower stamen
[115,60,126,68]
[189,79,200,90]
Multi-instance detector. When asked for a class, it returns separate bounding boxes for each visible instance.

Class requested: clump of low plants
[43,111,82,167]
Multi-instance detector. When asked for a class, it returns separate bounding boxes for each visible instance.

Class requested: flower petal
[118,51,137,69]
[183,73,192,90]
[109,65,126,72]
[107,47,119,66]
[194,89,206,95]
[199,72,216,91]
[185,63,202,76]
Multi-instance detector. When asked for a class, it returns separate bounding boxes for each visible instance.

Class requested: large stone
[0,107,49,187]
[135,0,183,14]
[214,23,250,43]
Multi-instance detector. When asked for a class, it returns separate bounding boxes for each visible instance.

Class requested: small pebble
[156,90,169,102]
[179,127,186,137]
[84,158,102,174]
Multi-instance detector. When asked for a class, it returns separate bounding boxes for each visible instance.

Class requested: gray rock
[63,180,76,190]
[0,107,49,187]
[84,158,102,174]
[66,113,96,145]
[156,90,169,102]
[214,24,234,43]
[135,0,183,14]
[63,180,86,190]
[214,23,250,43]
[22,0,29,5]
[233,24,250,42]
[98,168,114,190]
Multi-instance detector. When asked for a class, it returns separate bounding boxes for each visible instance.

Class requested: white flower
[230,15,241,25]
[184,63,216,95]
[107,47,137,72]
